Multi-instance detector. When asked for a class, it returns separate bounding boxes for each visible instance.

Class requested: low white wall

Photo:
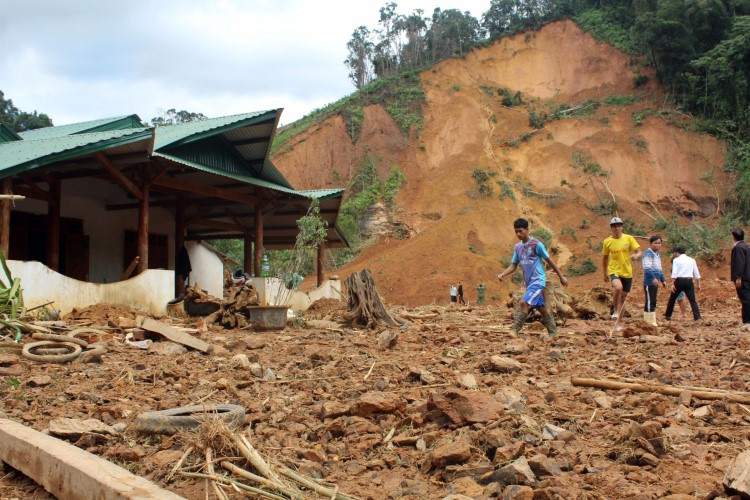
[2,260,173,315]
[249,277,342,312]
[185,242,224,299]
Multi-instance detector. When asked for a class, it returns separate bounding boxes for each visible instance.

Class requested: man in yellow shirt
[602,217,642,327]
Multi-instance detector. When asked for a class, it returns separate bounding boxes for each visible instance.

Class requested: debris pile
[183,283,261,328]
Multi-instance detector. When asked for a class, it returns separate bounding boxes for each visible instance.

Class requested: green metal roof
[0,124,22,143]
[17,115,144,140]
[155,152,343,200]
[0,128,152,178]
[153,110,277,150]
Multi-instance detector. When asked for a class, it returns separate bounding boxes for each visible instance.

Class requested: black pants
[665,278,701,320]
[644,285,658,312]
[458,294,465,305]
[738,281,750,324]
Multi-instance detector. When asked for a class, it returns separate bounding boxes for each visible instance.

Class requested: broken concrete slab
[723,449,750,496]
[137,316,212,353]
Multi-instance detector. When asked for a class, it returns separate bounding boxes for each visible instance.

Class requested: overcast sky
[0,0,490,127]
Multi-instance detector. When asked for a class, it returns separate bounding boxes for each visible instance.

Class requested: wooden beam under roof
[151,174,261,205]
[229,136,268,147]
[94,153,143,201]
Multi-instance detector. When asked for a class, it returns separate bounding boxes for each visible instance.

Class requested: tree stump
[343,270,400,328]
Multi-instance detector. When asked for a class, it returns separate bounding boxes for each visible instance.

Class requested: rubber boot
[542,313,558,338]
[644,311,658,327]
[511,310,529,335]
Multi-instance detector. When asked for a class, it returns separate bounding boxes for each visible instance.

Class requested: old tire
[22,341,82,363]
[32,332,89,348]
[133,404,245,435]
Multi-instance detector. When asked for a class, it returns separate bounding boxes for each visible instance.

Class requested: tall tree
[345,26,375,89]
[0,90,53,132]
[150,108,207,127]
[426,8,483,60]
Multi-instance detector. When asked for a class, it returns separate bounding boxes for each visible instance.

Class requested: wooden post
[244,231,252,274]
[46,178,61,271]
[0,178,11,258]
[174,197,185,295]
[137,166,150,274]
[317,242,325,287]
[254,203,263,276]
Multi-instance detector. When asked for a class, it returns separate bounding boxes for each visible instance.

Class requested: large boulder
[427,390,503,426]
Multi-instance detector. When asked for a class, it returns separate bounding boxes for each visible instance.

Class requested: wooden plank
[137,316,213,353]
[94,152,143,201]
[0,418,185,500]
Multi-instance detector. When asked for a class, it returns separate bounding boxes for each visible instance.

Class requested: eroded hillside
[273,20,727,306]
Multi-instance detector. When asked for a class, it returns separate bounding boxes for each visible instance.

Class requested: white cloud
[0,0,490,126]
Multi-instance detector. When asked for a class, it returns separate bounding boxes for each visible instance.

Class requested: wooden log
[316,243,325,287]
[0,178,11,257]
[137,168,150,274]
[571,376,750,404]
[137,316,212,353]
[119,256,139,281]
[174,197,186,296]
[0,418,184,499]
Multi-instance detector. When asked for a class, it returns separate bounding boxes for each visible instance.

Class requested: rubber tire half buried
[22,341,82,363]
[133,404,245,434]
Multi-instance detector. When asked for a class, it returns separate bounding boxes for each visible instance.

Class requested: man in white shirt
[664,246,702,321]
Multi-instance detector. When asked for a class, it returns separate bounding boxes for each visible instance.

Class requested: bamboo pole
[571,376,750,404]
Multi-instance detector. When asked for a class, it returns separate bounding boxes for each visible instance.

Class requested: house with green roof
[0,111,346,312]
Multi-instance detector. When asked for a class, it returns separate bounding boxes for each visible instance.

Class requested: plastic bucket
[246,306,288,330]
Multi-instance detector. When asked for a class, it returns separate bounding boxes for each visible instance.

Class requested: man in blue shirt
[497,218,569,337]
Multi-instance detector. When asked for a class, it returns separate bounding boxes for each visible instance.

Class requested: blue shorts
[522,284,546,307]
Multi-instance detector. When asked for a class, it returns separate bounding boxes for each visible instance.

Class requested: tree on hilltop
[0,90,53,132]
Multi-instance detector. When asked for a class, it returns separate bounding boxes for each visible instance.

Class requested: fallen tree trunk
[343,269,400,328]
[571,376,750,404]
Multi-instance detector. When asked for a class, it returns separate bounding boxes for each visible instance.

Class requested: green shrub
[531,228,552,247]
[566,257,597,276]
[472,168,494,197]
[497,180,515,201]
[498,88,523,106]
[604,94,638,106]
[529,110,546,129]
[561,226,577,241]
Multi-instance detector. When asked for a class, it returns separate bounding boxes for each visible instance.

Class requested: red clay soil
[272,20,729,307]
[1,279,749,499]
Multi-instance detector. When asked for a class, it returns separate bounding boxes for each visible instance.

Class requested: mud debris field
[2,279,750,499]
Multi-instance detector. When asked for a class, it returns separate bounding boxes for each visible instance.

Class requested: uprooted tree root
[343,270,401,328]
[171,421,359,499]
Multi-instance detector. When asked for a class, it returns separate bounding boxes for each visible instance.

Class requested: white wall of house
[185,241,224,299]
[1,260,173,315]
[12,178,175,284]
[249,277,342,312]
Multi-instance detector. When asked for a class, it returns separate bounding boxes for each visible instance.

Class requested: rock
[692,405,712,418]
[49,418,117,439]
[502,485,534,500]
[112,423,127,433]
[150,342,188,356]
[442,496,473,500]
[230,353,251,368]
[297,448,326,464]
[660,495,696,500]
[408,366,437,384]
[151,449,184,468]
[723,449,750,496]
[350,393,407,417]
[502,340,529,355]
[416,438,427,452]
[496,387,524,409]
[377,330,399,349]
[542,423,573,441]
[318,400,350,419]
[424,440,472,470]
[211,345,229,357]
[678,391,692,406]
[486,356,523,373]
[482,456,536,486]
[427,390,504,425]
[591,391,612,409]
[457,373,477,390]
[26,375,52,387]
[634,450,660,467]
[106,446,145,462]
[262,368,277,381]
[249,362,264,377]
[215,378,232,390]
[451,476,484,497]
[493,442,525,464]
[527,454,562,477]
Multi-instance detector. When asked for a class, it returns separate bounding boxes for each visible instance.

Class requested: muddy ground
[1,279,749,499]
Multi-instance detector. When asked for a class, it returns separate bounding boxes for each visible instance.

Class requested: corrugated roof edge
[153,109,280,151]
[0,128,152,179]
[155,152,331,199]
[17,114,141,140]
[0,124,22,142]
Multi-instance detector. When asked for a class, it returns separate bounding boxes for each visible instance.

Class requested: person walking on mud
[642,235,667,326]
[449,283,457,304]
[665,247,702,321]
[497,218,568,337]
[457,282,466,305]
[730,228,750,325]
[602,217,642,329]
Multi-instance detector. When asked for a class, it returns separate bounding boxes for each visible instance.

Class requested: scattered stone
[297,448,326,464]
[416,438,427,452]
[427,389,503,425]
[496,387,524,409]
[112,423,127,433]
[678,391,692,407]
[377,330,399,349]
[528,454,562,477]
[26,375,52,387]
[591,391,612,409]
[408,366,437,384]
[451,476,484,497]
[485,356,523,373]
[692,405,712,418]
[482,456,536,486]
[502,485,534,500]
[106,446,145,462]
[49,418,117,439]
[424,440,472,470]
[230,353,251,368]
[350,392,407,417]
[150,342,188,356]
[318,400,350,419]
[542,423,573,441]
[723,450,750,496]
[494,442,525,464]
[249,362,264,377]
[262,368,277,381]
[502,340,529,355]
[215,378,232,390]
[457,373,477,390]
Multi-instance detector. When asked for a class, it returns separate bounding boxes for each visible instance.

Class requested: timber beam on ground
[0,418,185,499]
